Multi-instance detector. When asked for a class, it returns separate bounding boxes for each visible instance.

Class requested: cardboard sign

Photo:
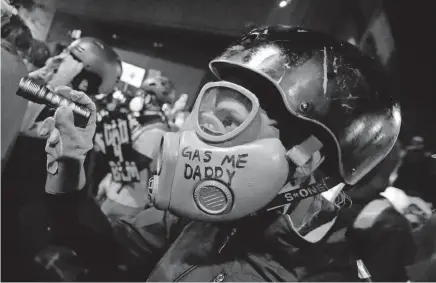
[98,112,140,183]
[120,61,146,88]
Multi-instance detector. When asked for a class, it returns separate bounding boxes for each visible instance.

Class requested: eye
[299,102,312,114]
[222,115,234,127]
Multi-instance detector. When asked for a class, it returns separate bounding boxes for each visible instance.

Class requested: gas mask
[148,81,338,222]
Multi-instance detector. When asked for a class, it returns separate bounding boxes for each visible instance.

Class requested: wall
[54,0,359,37]
[46,13,103,44]
[19,0,56,41]
[54,0,276,36]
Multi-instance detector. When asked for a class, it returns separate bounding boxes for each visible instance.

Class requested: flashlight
[16,77,91,119]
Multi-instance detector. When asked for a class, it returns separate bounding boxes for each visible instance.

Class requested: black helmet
[209,25,401,185]
[67,37,122,95]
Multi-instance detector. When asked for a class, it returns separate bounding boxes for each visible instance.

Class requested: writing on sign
[181,146,248,186]
[109,161,140,183]
[100,113,140,183]
[104,118,130,162]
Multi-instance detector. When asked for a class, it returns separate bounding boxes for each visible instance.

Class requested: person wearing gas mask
[38,26,401,282]
[95,76,183,221]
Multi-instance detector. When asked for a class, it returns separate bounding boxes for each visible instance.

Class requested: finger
[47,128,61,146]
[69,90,96,110]
[46,156,59,175]
[54,87,97,125]
[69,90,97,124]
[54,86,74,98]
[38,117,56,137]
[46,84,55,92]
[54,87,96,111]
[54,106,76,135]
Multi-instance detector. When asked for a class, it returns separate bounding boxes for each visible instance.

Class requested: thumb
[38,117,56,137]
[54,106,75,134]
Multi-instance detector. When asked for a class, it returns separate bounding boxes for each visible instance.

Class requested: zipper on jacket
[218,228,237,254]
[356,259,372,282]
[212,272,226,282]
[174,228,236,281]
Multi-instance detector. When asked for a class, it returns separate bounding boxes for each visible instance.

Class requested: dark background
[384,0,436,149]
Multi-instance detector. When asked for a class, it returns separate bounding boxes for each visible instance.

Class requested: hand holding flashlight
[37,86,97,194]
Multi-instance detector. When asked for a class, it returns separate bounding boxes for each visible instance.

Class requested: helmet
[209,25,401,185]
[67,37,122,95]
[141,75,177,105]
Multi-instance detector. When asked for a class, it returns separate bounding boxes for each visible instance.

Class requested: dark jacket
[345,199,416,282]
[44,189,361,282]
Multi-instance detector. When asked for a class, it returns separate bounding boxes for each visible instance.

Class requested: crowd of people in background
[1,1,435,282]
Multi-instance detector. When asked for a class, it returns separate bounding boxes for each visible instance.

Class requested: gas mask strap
[284,135,324,187]
[264,135,343,212]
[286,135,323,167]
[265,176,338,212]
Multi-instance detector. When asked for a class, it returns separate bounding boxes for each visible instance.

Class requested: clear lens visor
[197,85,256,137]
